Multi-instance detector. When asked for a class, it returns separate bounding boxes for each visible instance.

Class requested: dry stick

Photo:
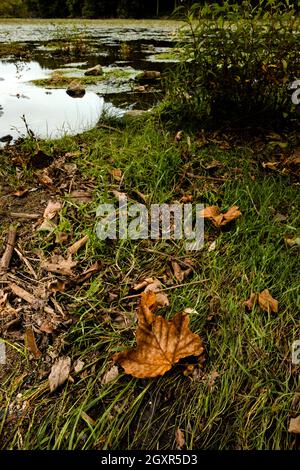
[0,225,17,272]
[120,278,210,301]
[10,212,40,220]
[14,247,38,280]
[10,283,56,316]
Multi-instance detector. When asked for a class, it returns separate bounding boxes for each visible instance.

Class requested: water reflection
[0,60,105,144]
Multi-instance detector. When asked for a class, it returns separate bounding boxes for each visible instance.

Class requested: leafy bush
[162,0,300,130]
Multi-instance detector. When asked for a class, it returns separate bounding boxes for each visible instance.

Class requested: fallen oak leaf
[258,289,278,313]
[48,356,71,392]
[114,292,204,378]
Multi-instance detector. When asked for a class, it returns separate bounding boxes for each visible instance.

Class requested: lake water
[0,20,180,144]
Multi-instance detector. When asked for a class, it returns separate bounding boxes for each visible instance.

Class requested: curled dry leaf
[171,261,192,283]
[258,289,278,313]
[41,255,77,276]
[43,200,62,221]
[144,278,169,307]
[134,277,169,307]
[244,292,257,310]
[48,356,71,392]
[201,205,241,227]
[288,416,300,434]
[114,292,204,378]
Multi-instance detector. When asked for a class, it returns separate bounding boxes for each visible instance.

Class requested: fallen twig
[0,225,17,273]
[10,212,40,220]
[10,283,56,316]
[68,235,89,256]
[14,247,38,280]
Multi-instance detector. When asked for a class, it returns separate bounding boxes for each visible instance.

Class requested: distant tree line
[0,0,299,18]
[0,0,191,18]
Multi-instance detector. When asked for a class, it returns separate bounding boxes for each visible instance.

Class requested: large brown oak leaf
[114,292,204,378]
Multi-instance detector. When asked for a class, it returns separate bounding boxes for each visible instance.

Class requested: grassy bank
[0,116,299,449]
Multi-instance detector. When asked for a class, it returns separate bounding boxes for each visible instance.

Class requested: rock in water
[136,71,161,83]
[84,65,103,76]
[66,81,86,98]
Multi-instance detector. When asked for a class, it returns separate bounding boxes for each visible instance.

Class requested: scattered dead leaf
[111,190,127,202]
[244,292,257,310]
[74,359,85,373]
[43,200,62,221]
[262,161,279,170]
[288,416,300,434]
[41,255,77,276]
[171,261,192,283]
[180,194,193,203]
[201,205,241,227]
[208,240,217,252]
[114,292,204,378]
[143,278,169,307]
[24,328,41,359]
[81,411,96,426]
[101,365,119,384]
[69,190,93,203]
[13,188,29,198]
[48,356,71,392]
[175,130,183,142]
[48,279,66,293]
[175,428,185,449]
[110,168,123,181]
[284,235,300,248]
[208,370,220,389]
[258,289,278,313]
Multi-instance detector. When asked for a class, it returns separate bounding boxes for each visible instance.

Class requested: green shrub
[162,0,300,130]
